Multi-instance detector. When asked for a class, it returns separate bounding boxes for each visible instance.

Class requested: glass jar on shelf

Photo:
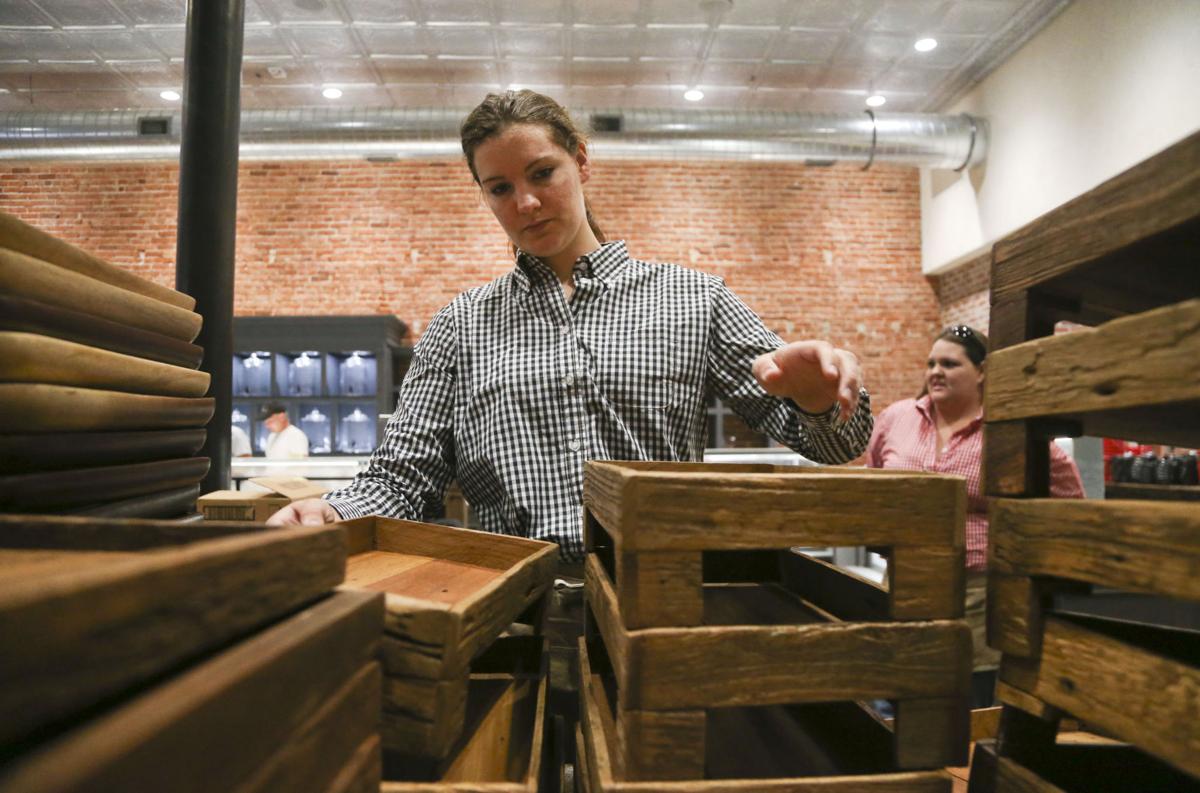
[277,351,322,396]
[337,403,376,454]
[298,403,332,454]
[234,351,272,396]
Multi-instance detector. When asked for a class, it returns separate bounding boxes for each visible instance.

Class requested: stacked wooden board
[0,210,211,518]
[578,461,972,791]
[973,130,1200,792]
[0,513,384,793]
[338,516,557,785]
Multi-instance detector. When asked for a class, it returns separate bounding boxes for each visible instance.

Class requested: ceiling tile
[790,0,878,30]
[144,27,186,58]
[371,56,441,83]
[260,0,342,24]
[640,28,706,59]
[629,60,692,85]
[567,85,643,106]
[835,32,912,62]
[574,1,642,27]
[496,0,564,25]
[86,31,169,61]
[772,29,842,62]
[498,28,563,58]
[708,29,776,60]
[1,0,63,26]
[0,30,91,61]
[806,89,875,112]
[818,64,884,90]
[570,60,639,86]
[286,26,359,58]
[722,0,796,27]
[863,0,948,34]
[645,0,712,26]
[311,58,375,82]
[754,61,826,89]
[123,0,186,26]
[359,25,424,55]
[572,28,641,59]
[26,69,120,91]
[385,84,455,105]
[873,64,953,94]
[109,60,184,87]
[416,0,491,24]
[698,61,760,85]
[343,0,419,24]
[898,34,982,68]
[427,26,495,57]
[939,0,1024,34]
[436,58,499,84]
[22,89,142,110]
[243,60,317,85]
[505,60,566,85]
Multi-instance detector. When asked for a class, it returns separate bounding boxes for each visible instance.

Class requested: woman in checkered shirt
[867,325,1083,707]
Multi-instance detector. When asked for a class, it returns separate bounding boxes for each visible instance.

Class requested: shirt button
[563,374,575,387]
[560,324,570,334]
[567,438,581,452]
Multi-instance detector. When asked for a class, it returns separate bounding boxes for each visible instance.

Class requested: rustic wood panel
[588,556,970,711]
[990,498,1200,601]
[0,590,383,793]
[888,545,965,620]
[0,210,195,310]
[893,698,969,768]
[988,292,1065,354]
[0,332,210,397]
[68,484,201,520]
[0,457,210,510]
[984,421,1051,498]
[0,429,207,474]
[993,758,1066,793]
[0,519,346,749]
[985,735,1199,793]
[986,299,1200,422]
[1103,482,1200,501]
[381,676,468,758]
[990,130,1200,302]
[577,637,953,792]
[235,662,382,793]
[325,737,383,793]
[1004,615,1200,777]
[0,383,214,433]
[0,294,202,369]
[615,550,703,629]
[0,247,202,342]
[583,462,963,551]
[617,707,706,781]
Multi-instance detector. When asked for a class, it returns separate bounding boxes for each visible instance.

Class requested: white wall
[922,0,1200,274]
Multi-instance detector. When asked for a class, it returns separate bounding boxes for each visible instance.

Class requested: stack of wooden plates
[0,210,213,518]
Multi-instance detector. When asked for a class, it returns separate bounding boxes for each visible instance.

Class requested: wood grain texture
[0,246,202,341]
[234,662,382,793]
[0,294,202,369]
[0,589,383,793]
[993,758,1066,793]
[0,210,195,310]
[583,462,963,551]
[381,676,468,757]
[1103,482,1200,501]
[325,736,383,793]
[0,429,207,474]
[1004,615,1200,777]
[888,545,965,620]
[0,332,209,397]
[588,556,970,711]
[615,550,703,629]
[990,129,1200,301]
[0,383,214,433]
[577,637,953,792]
[990,498,1200,601]
[68,484,201,520]
[0,520,347,749]
[986,299,1200,422]
[893,697,969,768]
[0,457,210,510]
[983,421,1053,498]
[617,707,706,781]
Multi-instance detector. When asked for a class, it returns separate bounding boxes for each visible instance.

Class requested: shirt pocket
[599,323,693,411]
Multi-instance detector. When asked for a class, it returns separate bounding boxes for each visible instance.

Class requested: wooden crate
[0,513,346,751]
[576,636,955,793]
[380,635,548,792]
[340,516,557,758]
[0,589,384,793]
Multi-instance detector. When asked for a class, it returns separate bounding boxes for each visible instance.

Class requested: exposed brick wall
[0,158,941,412]
[929,250,991,336]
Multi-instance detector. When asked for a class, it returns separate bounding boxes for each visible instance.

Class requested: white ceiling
[0,0,1068,113]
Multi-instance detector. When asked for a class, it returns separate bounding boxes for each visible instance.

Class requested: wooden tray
[0,589,382,793]
[0,294,203,370]
[0,383,214,433]
[380,636,548,792]
[585,553,970,779]
[68,484,202,520]
[0,209,195,311]
[583,462,966,630]
[0,429,207,474]
[0,247,201,342]
[576,636,953,792]
[340,516,557,758]
[0,331,210,397]
[0,457,210,510]
[0,513,346,750]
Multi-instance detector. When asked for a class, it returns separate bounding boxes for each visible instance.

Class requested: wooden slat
[993,757,1066,793]
[0,457,210,510]
[0,383,214,433]
[583,463,963,551]
[892,697,969,768]
[986,734,1198,793]
[1003,615,1200,777]
[234,662,382,793]
[372,518,557,571]
[68,484,201,520]
[1103,482,1200,501]
[990,498,1200,602]
[587,556,970,711]
[615,550,703,629]
[0,519,347,749]
[779,550,890,622]
[0,332,209,397]
[986,299,1200,422]
[616,708,706,781]
[0,209,195,310]
[0,247,202,342]
[990,129,1200,301]
[0,294,202,369]
[888,545,965,620]
[0,429,207,474]
[988,292,1063,353]
[0,590,383,793]
[381,675,468,758]
[984,421,1051,497]
[325,736,382,793]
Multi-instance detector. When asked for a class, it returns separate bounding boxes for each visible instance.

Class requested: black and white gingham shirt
[326,240,873,559]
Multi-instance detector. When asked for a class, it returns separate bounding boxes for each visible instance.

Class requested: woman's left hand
[752,341,862,421]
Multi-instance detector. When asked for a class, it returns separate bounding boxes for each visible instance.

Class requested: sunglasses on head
[945,324,986,356]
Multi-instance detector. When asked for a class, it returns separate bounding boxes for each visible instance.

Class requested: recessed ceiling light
[684,88,704,102]
[866,94,887,107]
[322,87,343,99]
[160,89,181,101]
[914,38,938,52]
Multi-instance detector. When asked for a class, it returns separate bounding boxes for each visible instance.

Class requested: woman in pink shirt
[867,325,1083,706]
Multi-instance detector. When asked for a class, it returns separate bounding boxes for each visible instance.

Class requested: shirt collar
[513,240,629,291]
[916,394,984,430]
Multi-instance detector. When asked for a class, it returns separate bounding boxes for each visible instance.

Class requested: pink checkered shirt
[867,396,1084,571]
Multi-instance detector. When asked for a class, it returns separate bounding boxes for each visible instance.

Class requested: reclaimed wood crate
[0,588,384,793]
[581,461,972,781]
[380,635,548,792]
[0,513,346,752]
[576,636,955,793]
[340,516,557,759]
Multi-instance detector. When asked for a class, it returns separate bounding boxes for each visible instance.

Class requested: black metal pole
[175,0,244,495]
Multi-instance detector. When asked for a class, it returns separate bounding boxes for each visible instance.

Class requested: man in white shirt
[258,402,310,459]
[230,424,253,458]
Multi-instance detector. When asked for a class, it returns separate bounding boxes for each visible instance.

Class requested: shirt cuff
[323,495,367,521]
